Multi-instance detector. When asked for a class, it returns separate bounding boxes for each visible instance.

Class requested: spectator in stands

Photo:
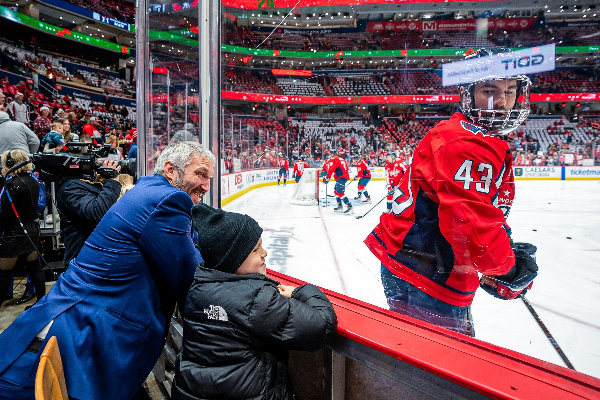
[0,141,215,399]
[77,110,93,132]
[0,111,39,156]
[7,92,30,126]
[128,129,137,159]
[81,116,102,144]
[171,204,337,400]
[119,105,129,119]
[62,118,76,144]
[105,134,122,159]
[67,111,78,135]
[54,108,66,121]
[365,48,539,337]
[41,119,65,154]
[0,92,8,115]
[33,106,52,141]
[0,150,46,309]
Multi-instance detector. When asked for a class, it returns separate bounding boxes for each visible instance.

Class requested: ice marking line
[317,203,348,294]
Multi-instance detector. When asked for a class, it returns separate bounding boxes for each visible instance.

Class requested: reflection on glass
[148,4,200,173]
[218,0,600,379]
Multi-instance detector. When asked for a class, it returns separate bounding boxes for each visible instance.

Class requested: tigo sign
[442,44,555,87]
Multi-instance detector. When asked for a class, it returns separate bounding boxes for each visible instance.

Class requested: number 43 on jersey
[454,159,493,194]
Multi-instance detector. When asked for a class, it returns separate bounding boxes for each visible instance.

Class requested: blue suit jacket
[0,175,200,400]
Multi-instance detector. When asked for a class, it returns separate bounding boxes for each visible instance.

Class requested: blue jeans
[381,265,475,337]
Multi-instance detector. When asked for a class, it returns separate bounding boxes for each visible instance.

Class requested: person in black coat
[172,204,337,400]
[56,158,122,268]
[0,149,46,307]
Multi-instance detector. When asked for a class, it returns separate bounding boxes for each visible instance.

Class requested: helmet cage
[460,75,531,136]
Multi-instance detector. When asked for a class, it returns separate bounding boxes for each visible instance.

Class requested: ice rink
[224,177,600,380]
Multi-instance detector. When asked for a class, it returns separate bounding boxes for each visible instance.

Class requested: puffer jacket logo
[204,305,228,321]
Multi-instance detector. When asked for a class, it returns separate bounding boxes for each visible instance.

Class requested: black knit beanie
[192,203,263,273]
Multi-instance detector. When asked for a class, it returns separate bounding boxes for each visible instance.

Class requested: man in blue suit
[0,141,215,400]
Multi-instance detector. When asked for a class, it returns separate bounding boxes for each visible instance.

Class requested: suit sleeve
[419,137,515,276]
[138,191,198,309]
[247,284,337,351]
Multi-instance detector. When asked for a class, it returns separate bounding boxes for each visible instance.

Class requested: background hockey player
[320,149,333,180]
[364,48,538,337]
[326,148,352,213]
[277,153,289,186]
[384,152,407,212]
[293,156,309,183]
[354,153,372,203]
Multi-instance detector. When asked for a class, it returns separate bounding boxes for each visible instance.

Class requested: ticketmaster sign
[442,44,555,87]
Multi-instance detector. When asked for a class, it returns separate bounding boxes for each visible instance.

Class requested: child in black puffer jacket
[172,203,337,400]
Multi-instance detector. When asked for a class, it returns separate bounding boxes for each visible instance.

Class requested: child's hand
[277,284,295,298]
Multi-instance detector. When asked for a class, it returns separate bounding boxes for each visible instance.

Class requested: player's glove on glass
[480,249,538,300]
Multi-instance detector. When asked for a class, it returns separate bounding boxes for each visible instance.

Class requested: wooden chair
[35,336,68,400]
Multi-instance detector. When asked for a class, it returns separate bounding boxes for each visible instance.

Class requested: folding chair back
[35,336,68,400]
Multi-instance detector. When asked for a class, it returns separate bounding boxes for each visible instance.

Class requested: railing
[151,270,600,400]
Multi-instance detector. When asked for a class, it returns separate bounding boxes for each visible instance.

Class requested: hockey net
[290,168,319,206]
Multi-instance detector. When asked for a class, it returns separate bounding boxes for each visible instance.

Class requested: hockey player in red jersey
[364,48,538,336]
[320,153,334,180]
[354,154,372,202]
[277,153,289,186]
[384,152,408,212]
[326,148,352,213]
[293,157,309,183]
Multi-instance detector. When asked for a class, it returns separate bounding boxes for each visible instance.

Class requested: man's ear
[163,160,178,183]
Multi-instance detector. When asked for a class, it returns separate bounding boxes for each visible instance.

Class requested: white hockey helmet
[459,48,532,136]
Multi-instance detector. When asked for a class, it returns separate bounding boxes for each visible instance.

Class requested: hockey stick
[520,294,576,370]
[354,182,400,219]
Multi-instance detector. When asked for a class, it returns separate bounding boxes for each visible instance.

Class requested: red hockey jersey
[293,160,308,177]
[365,112,516,307]
[277,157,289,169]
[327,156,350,181]
[356,159,371,178]
[385,160,407,187]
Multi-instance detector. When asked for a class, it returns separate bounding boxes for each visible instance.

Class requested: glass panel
[147,3,200,173]
[219,0,600,379]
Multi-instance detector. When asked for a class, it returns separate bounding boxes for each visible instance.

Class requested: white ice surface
[223,179,600,380]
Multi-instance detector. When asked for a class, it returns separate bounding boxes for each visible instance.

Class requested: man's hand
[98,158,122,180]
[480,249,538,300]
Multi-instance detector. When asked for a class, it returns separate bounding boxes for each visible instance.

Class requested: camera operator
[56,138,122,268]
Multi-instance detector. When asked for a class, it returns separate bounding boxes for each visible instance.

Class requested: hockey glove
[480,249,538,300]
[512,242,537,261]
[323,177,329,184]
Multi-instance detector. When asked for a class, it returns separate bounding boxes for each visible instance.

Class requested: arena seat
[35,336,69,400]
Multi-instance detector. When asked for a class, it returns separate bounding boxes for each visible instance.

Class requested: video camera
[29,142,136,182]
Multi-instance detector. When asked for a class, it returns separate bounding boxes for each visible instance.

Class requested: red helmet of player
[337,148,346,158]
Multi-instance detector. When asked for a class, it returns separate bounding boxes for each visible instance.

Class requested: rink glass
[137,0,600,379]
